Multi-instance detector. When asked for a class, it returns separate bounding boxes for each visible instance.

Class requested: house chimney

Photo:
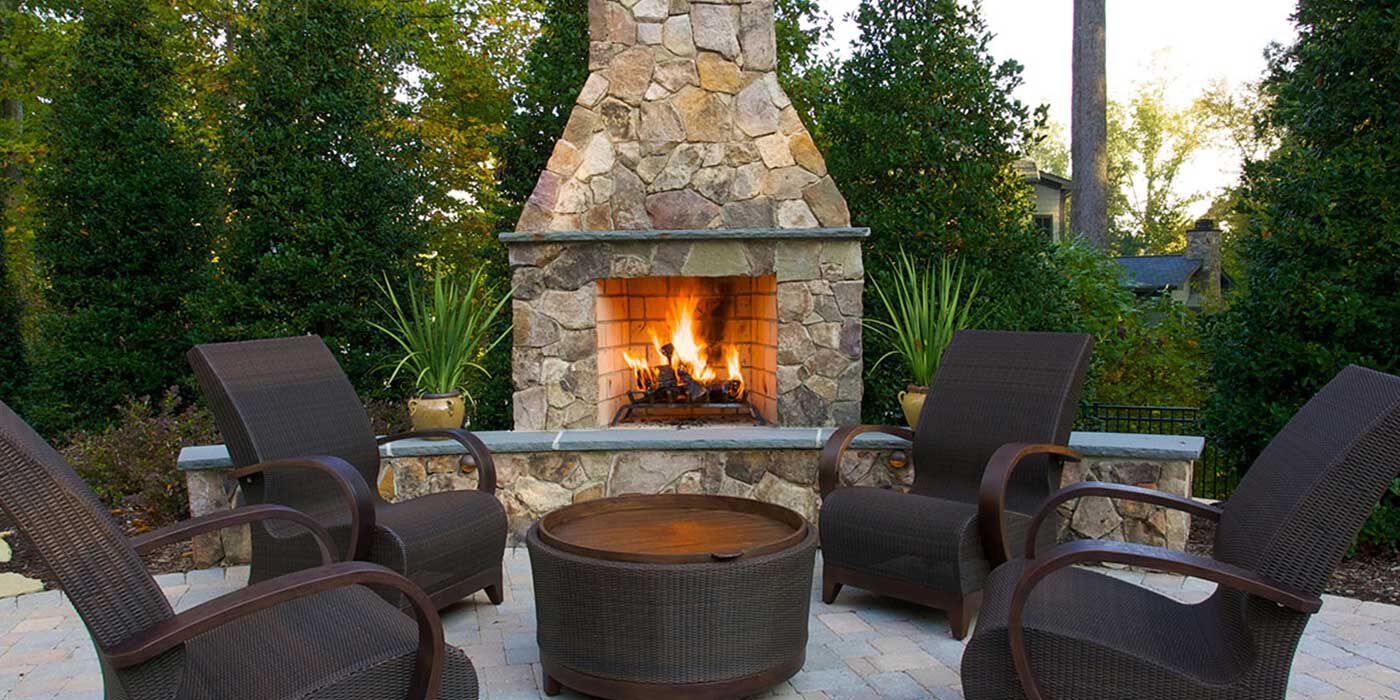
[1185,219,1222,298]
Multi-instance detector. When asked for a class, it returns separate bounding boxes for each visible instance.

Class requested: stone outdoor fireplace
[504,0,866,430]
[179,0,1208,570]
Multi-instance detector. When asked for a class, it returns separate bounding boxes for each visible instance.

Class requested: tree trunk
[1070,0,1108,249]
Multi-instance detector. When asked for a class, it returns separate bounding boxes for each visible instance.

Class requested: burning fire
[622,293,745,403]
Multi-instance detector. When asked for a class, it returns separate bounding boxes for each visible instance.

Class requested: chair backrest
[911,330,1093,513]
[188,336,382,502]
[0,401,174,650]
[1215,366,1400,597]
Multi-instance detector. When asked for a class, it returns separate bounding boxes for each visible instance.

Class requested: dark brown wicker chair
[818,330,1092,638]
[0,399,479,700]
[962,365,1400,700]
[188,336,507,610]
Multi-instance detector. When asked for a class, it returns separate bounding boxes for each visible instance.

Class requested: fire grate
[612,395,769,427]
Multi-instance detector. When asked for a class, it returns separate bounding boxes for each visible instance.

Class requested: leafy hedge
[1050,239,1206,407]
[1205,1,1400,466]
[820,0,1064,421]
[1204,1,1399,547]
[211,0,429,396]
[28,0,214,432]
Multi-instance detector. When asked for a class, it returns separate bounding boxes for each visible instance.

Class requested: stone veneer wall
[180,431,1203,568]
[517,0,850,232]
[510,233,865,429]
[1058,456,1194,551]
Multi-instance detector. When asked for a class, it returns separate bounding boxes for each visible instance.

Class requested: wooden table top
[537,494,808,564]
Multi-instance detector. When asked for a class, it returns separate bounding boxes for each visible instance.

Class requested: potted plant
[371,265,511,433]
[866,250,982,429]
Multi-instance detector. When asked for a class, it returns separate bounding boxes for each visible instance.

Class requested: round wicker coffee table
[526,494,816,699]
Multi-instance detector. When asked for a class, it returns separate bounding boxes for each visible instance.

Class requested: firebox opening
[597,276,778,426]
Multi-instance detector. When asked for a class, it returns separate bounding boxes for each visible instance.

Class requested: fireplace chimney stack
[517,0,851,234]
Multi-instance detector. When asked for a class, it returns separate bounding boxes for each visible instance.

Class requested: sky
[819,0,1300,215]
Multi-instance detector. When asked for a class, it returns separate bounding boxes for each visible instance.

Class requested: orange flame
[727,347,744,397]
[660,295,717,382]
[630,290,746,400]
[623,350,656,390]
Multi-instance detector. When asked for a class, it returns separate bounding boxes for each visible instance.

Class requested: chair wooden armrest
[105,562,444,699]
[1023,481,1225,557]
[818,425,915,498]
[1006,539,1321,700]
[378,429,497,496]
[130,504,337,565]
[231,456,377,561]
[976,443,1081,567]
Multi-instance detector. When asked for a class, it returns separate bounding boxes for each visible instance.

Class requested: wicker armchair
[0,400,479,700]
[818,330,1092,638]
[962,365,1400,699]
[188,336,507,609]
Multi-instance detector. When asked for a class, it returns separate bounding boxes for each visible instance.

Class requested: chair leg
[948,599,969,640]
[484,583,504,605]
[948,592,982,640]
[822,565,843,604]
[543,674,562,696]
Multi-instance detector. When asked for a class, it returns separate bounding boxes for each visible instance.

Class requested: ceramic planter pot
[898,385,928,429]
[408,392,467,434]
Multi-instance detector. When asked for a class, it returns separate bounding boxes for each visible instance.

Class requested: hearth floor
[1,548,1392,699]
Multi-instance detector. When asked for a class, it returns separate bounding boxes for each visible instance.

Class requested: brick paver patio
[2,549,1398,699]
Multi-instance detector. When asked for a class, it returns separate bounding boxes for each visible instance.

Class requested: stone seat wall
[180,430,1204,568]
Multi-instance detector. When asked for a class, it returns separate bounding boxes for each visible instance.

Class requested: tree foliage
[2,1,75,343]
[29,0,214,432]
[773,0,835,129]
[213,0,430,393]
[820,0,1063,422]
[401,0,539,269]
[492,0,590,228]
[1205,0,1400,467]
[1107,77,1206,256]
[1199,78,1280,278]
[1025,119,1070,176]
[0,228,23,405]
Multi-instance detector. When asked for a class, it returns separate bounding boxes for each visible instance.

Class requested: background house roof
[1116,255,1202,291]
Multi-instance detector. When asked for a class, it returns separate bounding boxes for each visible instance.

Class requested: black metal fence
[1077,404,1242,500]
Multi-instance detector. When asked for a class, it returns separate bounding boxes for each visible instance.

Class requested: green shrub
[62,388,218,528]
[29,0,214,433]
[1050,238,1206,407]
[61,388,418,529]
[212,0,429,396]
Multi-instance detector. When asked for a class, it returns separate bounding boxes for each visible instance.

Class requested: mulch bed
[1189,514,1400,606]
[0,508,193,591]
